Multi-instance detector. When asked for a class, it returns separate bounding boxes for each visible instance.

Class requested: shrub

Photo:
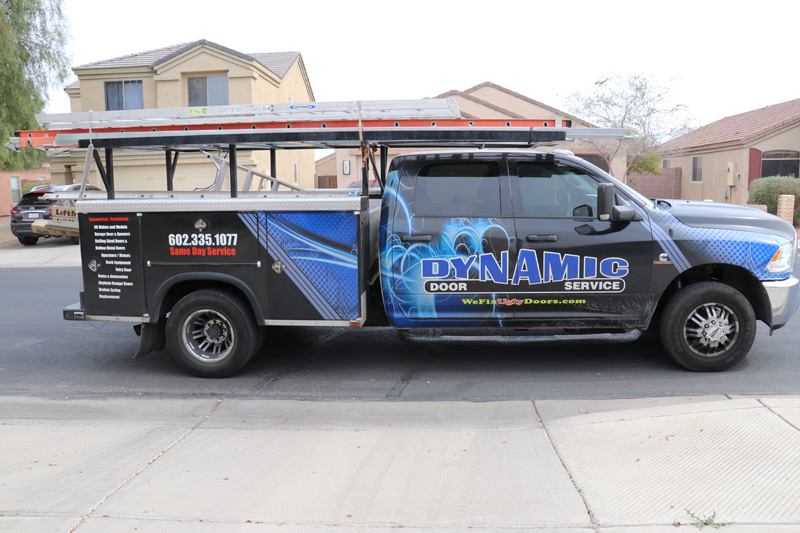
[748,175,800,226]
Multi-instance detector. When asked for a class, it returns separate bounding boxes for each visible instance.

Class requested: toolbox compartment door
[263,211,361,324]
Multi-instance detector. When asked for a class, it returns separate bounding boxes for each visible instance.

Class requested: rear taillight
[10,208,19,215]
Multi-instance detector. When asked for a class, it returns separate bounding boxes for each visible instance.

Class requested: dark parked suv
[9,184,100,246]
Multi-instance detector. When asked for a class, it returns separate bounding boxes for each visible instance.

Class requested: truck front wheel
[166,289,259,378]
[660,281,756,372]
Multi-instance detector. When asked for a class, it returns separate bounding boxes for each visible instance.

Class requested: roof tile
[74,40,299,79]
[661,97,800,153]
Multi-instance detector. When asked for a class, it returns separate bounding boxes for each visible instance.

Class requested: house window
[188,75,228,106]
[692,156,703,182]
[10,176,20,204]
[663,159,671,169]
[105,80,144,111]
[762,150,800,178]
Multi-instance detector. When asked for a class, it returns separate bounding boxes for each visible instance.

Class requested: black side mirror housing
[597,183,615,221]
[613,205,636,221]
[597,183,640,222]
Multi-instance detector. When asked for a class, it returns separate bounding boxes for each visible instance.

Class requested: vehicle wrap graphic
[421,251,628,293]
[381,170,490,325]
[379,170,625,326]
[380,163,793,327]
[381,215,513,325]
[648,209,791,280]
[239,211,359,320]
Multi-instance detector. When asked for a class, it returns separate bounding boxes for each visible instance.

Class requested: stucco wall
[667,149,746,203]
[452,95,518,119]
[74,68,157,112]
[467,85,570,121]
[268,59,312,104]
[665,126,800,204]
[0,177,11,215]
[154,47,271,107]
[1,168,52,215]
[755,126,800,157]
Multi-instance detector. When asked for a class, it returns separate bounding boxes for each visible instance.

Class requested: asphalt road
[2,266,799,401]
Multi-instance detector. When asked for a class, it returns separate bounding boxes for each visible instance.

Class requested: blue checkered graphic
[649,210,790,281]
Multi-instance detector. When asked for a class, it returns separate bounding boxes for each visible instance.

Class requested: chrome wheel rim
[683,303,738,358]
[182,309,234,363]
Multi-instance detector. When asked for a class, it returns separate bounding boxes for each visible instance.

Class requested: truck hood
[661,200,796,241]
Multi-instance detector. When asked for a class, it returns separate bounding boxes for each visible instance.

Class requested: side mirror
[597,183,614,221]
[613,205,636,221]
[597,183,639,222]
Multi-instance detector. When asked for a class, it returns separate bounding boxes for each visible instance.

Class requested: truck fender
[149,273,266,325]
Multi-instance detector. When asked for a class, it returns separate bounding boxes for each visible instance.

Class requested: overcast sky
[47,0,799,128]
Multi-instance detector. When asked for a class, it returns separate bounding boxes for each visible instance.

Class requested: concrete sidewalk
[0,233,81,268]
[2,395,800,532]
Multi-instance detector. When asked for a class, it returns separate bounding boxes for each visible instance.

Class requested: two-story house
[52,39,315,191]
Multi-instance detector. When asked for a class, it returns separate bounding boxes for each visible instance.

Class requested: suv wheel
[18,236,39,246]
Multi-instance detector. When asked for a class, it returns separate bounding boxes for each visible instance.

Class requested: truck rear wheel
[660,281,756,372]
[166,289,259,378]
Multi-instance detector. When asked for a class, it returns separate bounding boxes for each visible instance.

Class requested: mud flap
[133,322,167,359]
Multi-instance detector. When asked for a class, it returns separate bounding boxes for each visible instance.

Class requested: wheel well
[652,264,771,327]
[152,279,262,324]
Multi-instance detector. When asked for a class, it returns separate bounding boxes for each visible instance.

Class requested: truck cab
[379,150,799,371]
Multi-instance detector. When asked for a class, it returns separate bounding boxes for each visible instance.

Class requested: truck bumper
[764,276,800,330]
[63,302,86,321]
[63,292,86,321]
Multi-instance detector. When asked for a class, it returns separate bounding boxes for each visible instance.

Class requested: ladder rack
[36,98,464,130]
[6,99,626,200]
[10,98,623,152]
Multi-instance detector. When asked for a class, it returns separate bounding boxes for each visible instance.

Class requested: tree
[0,0,70,170]
[563,74,694,178]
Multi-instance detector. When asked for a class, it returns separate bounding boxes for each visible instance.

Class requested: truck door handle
[526,234,558,242]
[401,234,433,243]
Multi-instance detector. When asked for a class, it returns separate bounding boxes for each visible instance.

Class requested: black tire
[660,281,756,372]
[256,326,267,353]
[166,289,259,378]
[70,236,80,245]
[18,236,39,246]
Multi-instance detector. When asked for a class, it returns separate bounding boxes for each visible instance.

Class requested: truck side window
[413,162,501,218]
[516,162,598,218]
